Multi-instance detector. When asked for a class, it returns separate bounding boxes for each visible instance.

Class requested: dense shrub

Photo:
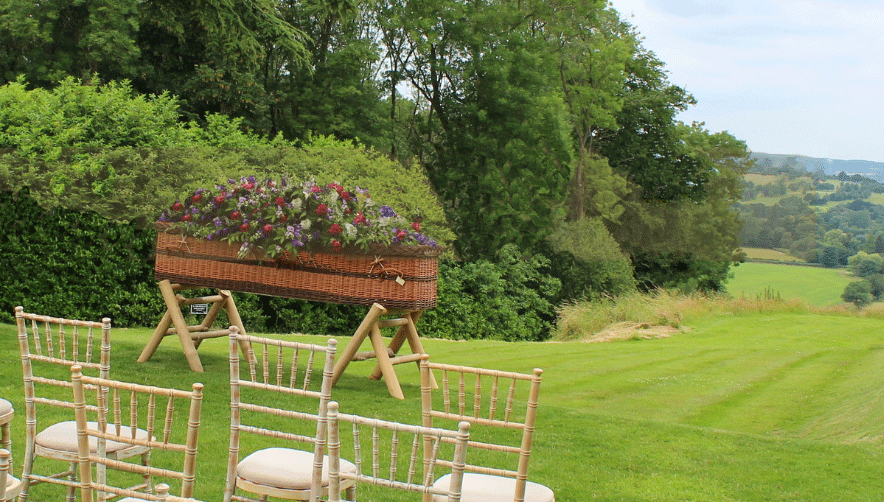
[0,79,454,249]
[842,281,873,307]
[543,218,635,301]
[420,245,561,342]
[846,251,883,278]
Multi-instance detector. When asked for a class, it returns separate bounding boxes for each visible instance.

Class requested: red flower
[239,223,249,232]
[192,194,202,203]
[311,186,322,193]
[263,224,273,234]
[214,195,225,204]
[396,229,407,240]
[230,211,240,220]
[332,240,342,251]
[340,191,351,201]
[182,214,192,222]
[411,222,421,232]
[280,215,287,223]
[172,202,183,211]
[353,212,367,225]
[275,196,285,207]
[315,204,328,215]
[243,182,255,190]
[329,224,343,235]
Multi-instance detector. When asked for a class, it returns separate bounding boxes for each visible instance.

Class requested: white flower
[345,223,357,238]
[300,219,312,231]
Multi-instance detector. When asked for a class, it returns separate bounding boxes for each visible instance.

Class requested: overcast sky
[606,0,884,162]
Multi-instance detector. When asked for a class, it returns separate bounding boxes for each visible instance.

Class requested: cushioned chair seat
[432,472,555,502]
[2,472,22,501]
[237,447,357,490]
[0,399,13,423]
[36,421,150,454]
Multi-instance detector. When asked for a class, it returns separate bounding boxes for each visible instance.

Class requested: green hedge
[0,188,162,326]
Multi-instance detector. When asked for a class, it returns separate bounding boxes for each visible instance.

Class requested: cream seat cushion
[237,447,357,491]
[36,421,150,453]
[2,472,22,499]
[432,472,555,502]
[0,399,12,423]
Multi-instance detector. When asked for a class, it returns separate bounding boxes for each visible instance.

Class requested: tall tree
[0,0,313,133]
[386,0,577,260]
[611,123,751,291]
[265,0,389,144]
[0,0,140,85]
[550,4,631,221]
[600,43,712,202]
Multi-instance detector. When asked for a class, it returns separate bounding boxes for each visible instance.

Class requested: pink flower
[396,229,407,240]
[311,186,322,193]
[263,224,273,234]
[332,240,342,251]
[243,182,255,190]
[411,222,421,232]
[214,195,225,204]
[329,224,343,235]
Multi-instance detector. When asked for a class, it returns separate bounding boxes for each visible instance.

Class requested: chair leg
[64,461,77,502]
[16,437,34,502]
[141,451,152,494]
[1,424,11,487]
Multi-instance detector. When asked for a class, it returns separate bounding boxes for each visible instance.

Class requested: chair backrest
[326,401,470,502]
[15,307,111,437]
[419,355,543,502]
[225,327,337,502]
[70,365,205,502]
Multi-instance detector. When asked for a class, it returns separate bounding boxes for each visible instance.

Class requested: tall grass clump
[553,289,816,342]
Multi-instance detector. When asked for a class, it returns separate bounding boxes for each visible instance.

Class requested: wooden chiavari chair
[71,364,206,502]
[224,328,355,502]
[15,306,149,502]
[419,355,554,502]
[326,401,470,502]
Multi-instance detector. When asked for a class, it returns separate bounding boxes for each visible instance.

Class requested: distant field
[742,247,804,262]
[744,173,779,184]
[726,261,855,306]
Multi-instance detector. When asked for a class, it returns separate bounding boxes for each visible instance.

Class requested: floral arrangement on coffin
[157,176,440,259]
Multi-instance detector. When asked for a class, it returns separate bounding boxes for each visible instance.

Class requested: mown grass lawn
[3,309,884,501]
[726,261,857,307]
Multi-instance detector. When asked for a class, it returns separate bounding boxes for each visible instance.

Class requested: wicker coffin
[154,228,442,310]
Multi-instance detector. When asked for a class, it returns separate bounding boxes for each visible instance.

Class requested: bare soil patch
[582,322,686,343]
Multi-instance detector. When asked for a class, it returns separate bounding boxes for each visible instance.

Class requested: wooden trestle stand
[140,283,435,398]
[331,303,437,400]
[138,280,252,372]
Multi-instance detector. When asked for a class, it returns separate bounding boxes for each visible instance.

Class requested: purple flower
[380,205,397,217]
